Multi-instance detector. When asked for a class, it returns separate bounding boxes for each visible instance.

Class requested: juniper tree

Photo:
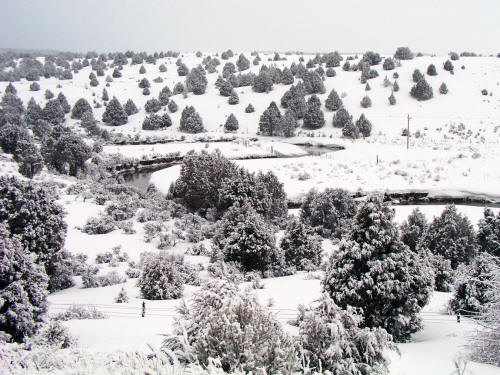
[144,98,162,113]
[394,47,414,60]
[280,217,322,270]
[302,71,326,94]
[439,82,448,94]
[24,97,43,126]
[177,63,189,76]
[400,208,428,252]
[360,95,372,108]
[356,114,372,137]
[102,97,128,125]
[224,113,239,132]
[259,101,281,136]
[168,99,178,113]
[179,106,204,133]
[71,98,92,119]
[477,208,500,257]
[303,95,325,129]
[443,60,454,72]
[138,252,185,300]
[410,78,433,101]
[253,69,273,93]
[323,194,434,342]
[281,67,294,85]
[173,82,184,95]
[0,124,31,154]
[393,80,400,92]
[245,103,255,113]
[228,90,239,105]
[332,107,352,128]
[42,99,65,125]
[281,84,307,119]
[278,110,297,137]
[101,88,109,102]
[142,113,172,130]
[0,224,48,343]
[383,57,396,70]
[186,66,207,95]
[325,88,343,111]
[112,68,122,78]
[139,65,146,74]
[236,53,250,71]
[412,69,424,83]
[388,92,396,105]
[427,64,438,76]
[29,82,40,91]
[14,140,44,179]
[123,99,138,116]
[138,77,150,89]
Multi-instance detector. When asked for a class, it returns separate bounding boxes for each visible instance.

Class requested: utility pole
[407,113,411,149]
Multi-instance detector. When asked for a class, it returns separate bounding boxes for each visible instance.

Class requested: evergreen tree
[139,65,146,74]
[355,114,372,137]
[177,63,189,76]
[299,293,394,375]
[325,67,336,77]
[29,82,40,91]
[159,63,167,73]
[144,98,162,113]
[444,60,454,72]
[43,99,65,125]
[228,90,239,105]
[332,107,352,128]
[57,92,71,114]
[394,47,414,60]
[449,253,499,315]
[393,80,400,92]
[365,82,371,91]
[168,99,178,113]
[252,69,273,93]
[124,99,138,116]
[427,64,438,76]
[303,95,325,129]
[325,88,343,111]
[259,101,281,136]
[278,110,297,137]
[412,69,424,83]
[0,124,31,154]
[71,98,92,119]
[4,82,17,95]
[400,208,428,252]
[388,92,396,105]
[360,95,372,108]
[173,82,184,95]
[383,57,396,70]
[0,224,48,343]
[280,218,322,270]
[281,67,294,85]
[302,71,326,94]
[477,208,500,257]
[222,62,236,78]
[0,176,70,292]
[102,97,128,126]
[439,82,449,94]
[112,68,122,78]
[410,78,433,101]
[245,103,255,113]
[362,51,382,65]
[24,97,43,126]
[342,119,359,139]
[236,53,250,71]
[14,140,44,179]
[138,253,184,300]
[44,89,54,100]
[32,119,52,140]
[323,195,434,342]
[281,84,307,119]
[179,105,204,133]
[420,205,477,269]
[224,113,239,132]
[142,113,172,130]
[101,88,109,102]
[186,66,207,95]
[80,111,100,135]
[49,133,92,177]
[138,77,150,89]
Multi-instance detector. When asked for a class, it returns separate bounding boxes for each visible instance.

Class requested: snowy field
[1,51,500,375]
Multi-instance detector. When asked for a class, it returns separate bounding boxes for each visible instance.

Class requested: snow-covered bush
[323,195,434,342]
[224,113,238,132]
[82,216,116,234]
[299,293,395,374]
[138,253,187,300]
[449,253,499,314]
[179,106,204,133]
[53,304,106,321]
[82,270,126,288]
[31,320,76,349]
[163,279,299,373]
[303,95,325,129]
[102,97,128,126]
[300,188,357,239]
[115,287,129,303]
[280,218,322,270]
[332,107,353,128]
[360,95,372,108]
[394,47,414,60]
[410,78,433,101]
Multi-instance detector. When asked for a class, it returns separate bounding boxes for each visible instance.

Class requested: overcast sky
[1,0,498,55]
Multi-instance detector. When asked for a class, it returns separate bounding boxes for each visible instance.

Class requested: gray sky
[1,0,498,54]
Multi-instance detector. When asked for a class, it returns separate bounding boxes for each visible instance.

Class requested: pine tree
[412,69,424,83]
[236,53,250,71]
[228,90,239,105]
[281,84,307,119]
[279,110,297,137]
[302,71,326,94]
[427,64,438,76]
[115,287,129,303]
[355,114,372,137]
[139,252,184,300]
[124,99,138,116]
[0,124,31,154]
[71,98,92,119]
[420,205,477,269]
[24,97,43,126]
[383,57,396,70]
[332,107,352,128]
[444,60,454,72]
[439,82,448,94]
[179,106,204,133]
[224,113,239,132]
[281,67,294,85]
[394,47,414,60]
[168,99,178,113]
[477,208,500,257]
[280,218,322,270]
[42,99,65,125]
[323,195,434,342]
[173,82,184,95]
[102,97,128,126]
[388,92,396,105]
[393,80,400,92]
[342,119,359,139]
[138,77,150,89]
[360,95,372,108]
[400,208,428,252]
[303,95,325,129]
[56,92,71,114]
[325,67,336,77]
[252,69,273,93]
[139,65,146,74]
[4,82,17,95]
[101,88,109,101]
[185,66,207,95]
[44,89,54,100]
[144,98,162,113]
[14,140,44,179]
[0,224,48,343]
[325,88,343,111]
[259,101,281,136]
[410,78,433,101]
[112,67,122,78]
[365,83,371,91]
[142,113,172,130]
[245,103,255,113]
[449,253,499,315]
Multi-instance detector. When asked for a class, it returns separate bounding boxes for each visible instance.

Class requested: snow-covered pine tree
[0,224,48,342]
[356,113,372,137]
[179,105,204,133]
[124,99,138,116]
[477,208,500,257]
[224,113,239,132]
[323,194,434,342]
[23,97,43,126]
[57,92,71,114]
[102,97,128,126]
[325,88,343,111]
[332,107,353,128]
[42,99,65,125]
[400,208,428,252]
[280,217,322,270]
[259,101,281,136]
[138,252,185,300]
[71,98,92,119]
[303,95,325,129]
